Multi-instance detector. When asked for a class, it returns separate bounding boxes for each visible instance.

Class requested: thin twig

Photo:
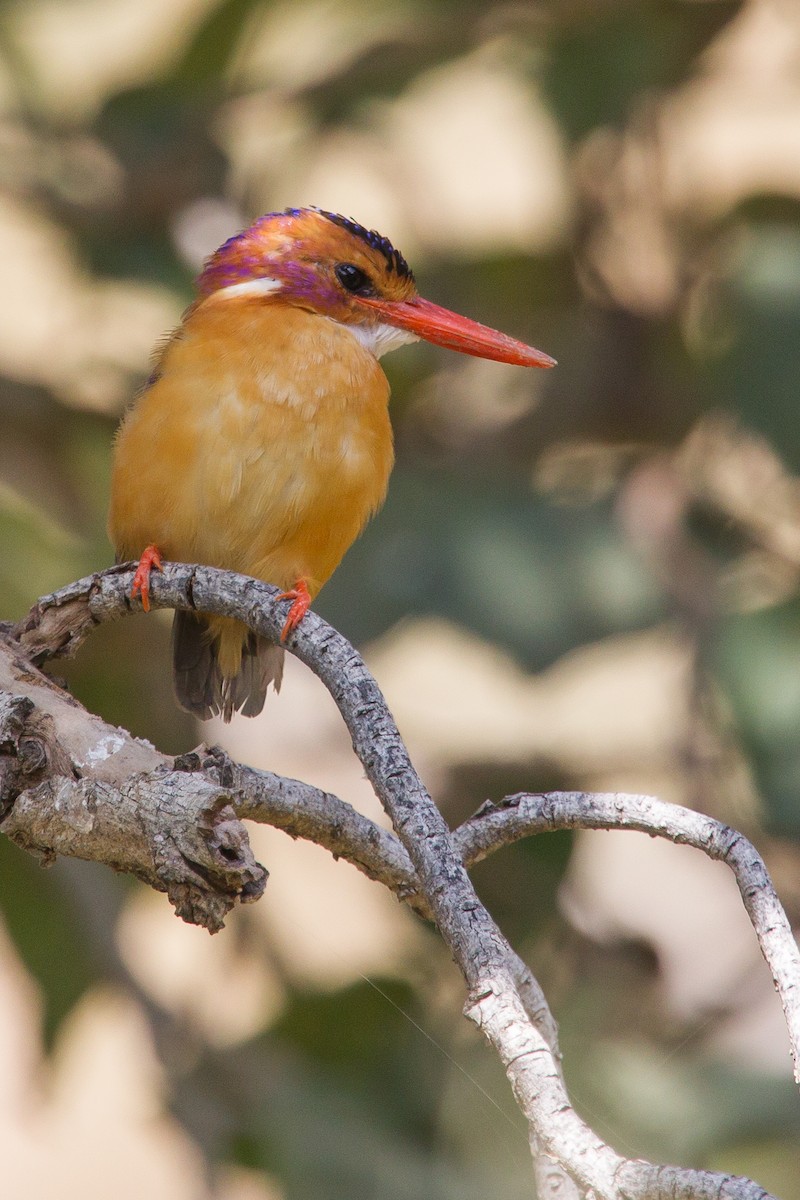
[455,791,800,1085]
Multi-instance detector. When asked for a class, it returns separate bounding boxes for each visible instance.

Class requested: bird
[108,206,555,722]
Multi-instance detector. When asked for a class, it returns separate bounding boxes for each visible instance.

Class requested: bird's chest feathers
[190,307,394,513]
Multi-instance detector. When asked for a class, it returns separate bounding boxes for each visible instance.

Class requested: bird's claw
[277,579,311,642]
[131,544,163,612]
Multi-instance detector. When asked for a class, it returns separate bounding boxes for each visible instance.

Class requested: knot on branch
[174,744,237,790]
[0,690,75,820]
[136,768,268,930]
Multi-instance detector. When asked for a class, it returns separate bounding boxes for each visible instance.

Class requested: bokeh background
[0,0,799,1195]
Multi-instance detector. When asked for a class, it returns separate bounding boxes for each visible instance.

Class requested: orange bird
[108,207,555,721]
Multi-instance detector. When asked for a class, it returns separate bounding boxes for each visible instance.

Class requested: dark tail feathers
[171,611,283,722]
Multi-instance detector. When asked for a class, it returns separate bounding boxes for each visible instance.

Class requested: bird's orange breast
[108,298,394,597]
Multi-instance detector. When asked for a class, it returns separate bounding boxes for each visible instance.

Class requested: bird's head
[197,207,556,368]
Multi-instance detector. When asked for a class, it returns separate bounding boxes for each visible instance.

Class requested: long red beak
[356,294,556,368]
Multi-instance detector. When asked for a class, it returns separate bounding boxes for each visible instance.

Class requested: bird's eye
[334,262,374,296]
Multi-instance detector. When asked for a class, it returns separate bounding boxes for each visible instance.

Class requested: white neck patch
[338,320,419,360]
[214,276,283,300]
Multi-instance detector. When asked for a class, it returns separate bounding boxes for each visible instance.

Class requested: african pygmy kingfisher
[108,207,555,721]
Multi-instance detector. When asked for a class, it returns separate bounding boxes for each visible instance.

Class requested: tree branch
[455,791,800,1087]
[231,759,420,902]
[2,562,794,1199]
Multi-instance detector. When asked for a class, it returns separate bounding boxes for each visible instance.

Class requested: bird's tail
[171,611,283,722]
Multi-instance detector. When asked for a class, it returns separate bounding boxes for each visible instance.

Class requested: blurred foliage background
[0,0,799,1195]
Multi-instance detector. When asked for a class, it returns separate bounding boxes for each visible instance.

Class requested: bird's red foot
[277,578,312,642]
[131,544,163,613]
